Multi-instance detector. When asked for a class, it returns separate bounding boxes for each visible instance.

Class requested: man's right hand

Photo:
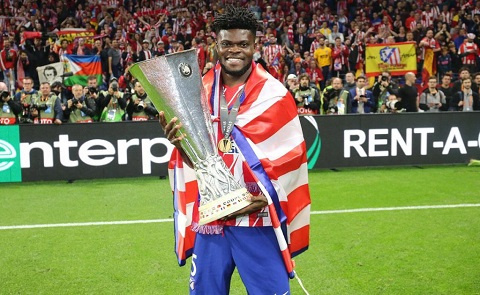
[159,111,193,168]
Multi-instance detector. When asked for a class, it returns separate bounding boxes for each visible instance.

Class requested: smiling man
[160,6,311,295]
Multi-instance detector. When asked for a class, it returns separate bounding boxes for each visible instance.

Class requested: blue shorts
[189,226,290,294]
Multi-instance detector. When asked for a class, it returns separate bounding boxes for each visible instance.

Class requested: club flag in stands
[365,42,417,77]
[60,55,102,86]
[36,62,64,85]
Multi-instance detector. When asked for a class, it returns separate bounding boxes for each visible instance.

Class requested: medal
[218,138,233,153]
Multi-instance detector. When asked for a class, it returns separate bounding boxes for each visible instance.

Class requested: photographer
[64,84,96,123]
[321,77,349,115]
[0,82,22,125]
[28,82,63,124]
[14,77,38,122]
[294,73,321,114]
[84,75,103,121]
[126,79,158,121]
[419,76,446,112]
[99,81,126,122]
[371,71,399,113]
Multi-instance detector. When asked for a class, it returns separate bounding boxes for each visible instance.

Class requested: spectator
[349,75,375,114]
[1,39,17,96]
[72,38,92,55]
[29,82,63,124]
[0,81,22,125]
[398,72,418,112]
[419,76,446,112]
[313,37,331,89]
[451,77,480,111]
[108,39,122,80]
[452,67,471,93]
[438,74,454,111]
[285,74,299,97]
[138,39,153,61]
[294,73,321,114]
[343,71,356,92]
[458,33,478,73]
[64,84,96,123]
[305,59,323,89]
[331,37,349,78]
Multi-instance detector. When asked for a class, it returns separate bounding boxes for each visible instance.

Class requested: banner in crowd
[56,29,96,44]
[36,62,64,85]
[60,55,102,86]
[365,42,417,77]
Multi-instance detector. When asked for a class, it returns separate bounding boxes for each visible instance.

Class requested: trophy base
[198,188,251,225]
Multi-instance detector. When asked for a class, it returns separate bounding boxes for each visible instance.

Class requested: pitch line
[1,203,479,231]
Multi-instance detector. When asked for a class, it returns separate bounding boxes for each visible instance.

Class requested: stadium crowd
[1,0,480,124]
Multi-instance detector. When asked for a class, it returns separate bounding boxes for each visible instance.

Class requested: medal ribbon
[219,86,244,140]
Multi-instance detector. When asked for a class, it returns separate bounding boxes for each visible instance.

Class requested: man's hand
[159,111,193,168]
[221,194,268,221]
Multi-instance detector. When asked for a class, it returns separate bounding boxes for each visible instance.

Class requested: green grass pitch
[1,165,479,294]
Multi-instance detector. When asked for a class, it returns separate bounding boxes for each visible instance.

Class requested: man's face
[3,40,9,49]
[40,83,50,96]
[216,29,255,78]
[73,86,83,98]
[332,78,342,90]
[428,79,437,88]
[442,76,451,85]
[135,82,145,95]
[460,70,470,79]
[88,79,97,88]
[23,79,33,92]
[475,75,480,84]
[299,77,309,87]
[426,30,434,39]
[463,79,472,90]
[345,73,355,83]
[356,78,366,88]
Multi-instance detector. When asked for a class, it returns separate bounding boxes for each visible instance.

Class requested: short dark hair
[212,6,260,37]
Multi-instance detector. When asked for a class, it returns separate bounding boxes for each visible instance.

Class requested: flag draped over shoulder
[365,42,417,77]
[60,55,102,86]
[169,63,311,276]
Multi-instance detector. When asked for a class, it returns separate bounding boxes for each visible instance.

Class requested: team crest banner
[365,42,417,77]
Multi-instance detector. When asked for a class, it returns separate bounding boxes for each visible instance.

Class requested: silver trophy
[129,49,251,225]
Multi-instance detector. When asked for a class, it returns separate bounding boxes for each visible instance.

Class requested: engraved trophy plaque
[129,49,251,225]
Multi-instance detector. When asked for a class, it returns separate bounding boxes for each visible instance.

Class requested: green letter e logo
[0,126,21,182]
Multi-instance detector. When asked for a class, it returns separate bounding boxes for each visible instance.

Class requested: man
[294,73,321,114]
[126,79,158,121]
[371,71,399,113]
[419,76,446,112]
[322,77,349,114]
[451,67,471,94]
[98,80,126,122]
[29,82,63,124]
[398,72,418,112]
[0,82,22,125]
[108,39,122,79]
[138,39,153,61]
[451,77,480,111]
[160,6,310,294]
[0,39,17,96]
[64,84,96,123]
[438,74,454,111]
[343,71,356,92]
[349,75,375,114]
[331,37,349,78]
[313,37,331,89]
[14,77,38,121]
[419,29,441,83]
[458,33,478,73]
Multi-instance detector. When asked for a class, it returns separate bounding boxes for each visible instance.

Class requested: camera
[385,99,401,111]
[0,90,9,100]
[88,87,97,94]
[136,100,145,111]
[381,76,388,82]
[71,98,79,107]
[31,104,47,111]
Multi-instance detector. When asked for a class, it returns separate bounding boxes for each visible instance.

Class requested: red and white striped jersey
[263,44,284,65]
[441,11,453,25]
[422,10,435,28]
[458,41,479,65]
[420,37,440,59]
